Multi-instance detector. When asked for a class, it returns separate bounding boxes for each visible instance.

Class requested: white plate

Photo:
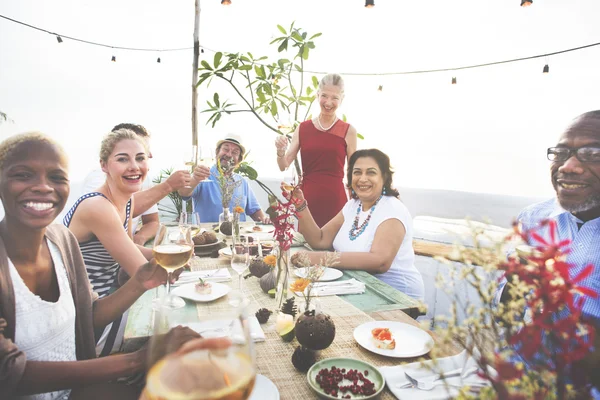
[249,374,279,400]
[219,247,232,258]
[295,267,343,282]
[171,282,231,302]
[353,321,434,358]
[244,225,275,234]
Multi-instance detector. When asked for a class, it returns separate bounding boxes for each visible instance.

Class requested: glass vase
[274,244,291,310]
[219,207,233,236]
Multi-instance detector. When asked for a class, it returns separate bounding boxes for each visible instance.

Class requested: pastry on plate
[195,278,212,295]
[371,327,395,350]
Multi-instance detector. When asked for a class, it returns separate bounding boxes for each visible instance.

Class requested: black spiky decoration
[255,308,272,324]
[292,346,316,372]
[281,297,297,318]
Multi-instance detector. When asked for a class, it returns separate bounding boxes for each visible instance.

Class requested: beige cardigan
[0,224,97,398]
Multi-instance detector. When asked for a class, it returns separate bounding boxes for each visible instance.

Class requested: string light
[377,85,383,91]
[2,14,599,76]
[543,64,549,73]
[365,0,375,8]
[111,55,116,62]
[221,0,232,4]
[521,0,533,6]
[157,57,161,63]
[452,77,457,84]
[56,35,62,43]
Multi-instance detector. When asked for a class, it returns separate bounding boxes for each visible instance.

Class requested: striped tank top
[63,192,132,297]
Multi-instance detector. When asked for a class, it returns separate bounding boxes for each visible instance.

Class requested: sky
[1,0,600,199]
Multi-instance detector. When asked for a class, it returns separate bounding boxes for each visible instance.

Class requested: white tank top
[9,239,77,400]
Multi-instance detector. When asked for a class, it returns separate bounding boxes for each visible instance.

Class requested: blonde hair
[319,73,345,96]
[0,132,66,171]
[99,128,149,162]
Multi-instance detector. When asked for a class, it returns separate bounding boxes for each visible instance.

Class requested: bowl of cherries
[307,358,384,399]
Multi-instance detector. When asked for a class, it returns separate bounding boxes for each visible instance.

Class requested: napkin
[182,316,266,343]
[380,349,493,400]
[172,269,232,285]
[295,279,366,296]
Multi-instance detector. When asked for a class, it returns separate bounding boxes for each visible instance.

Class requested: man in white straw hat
[180,133,270,223]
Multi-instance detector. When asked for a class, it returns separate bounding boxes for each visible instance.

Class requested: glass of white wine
[180,211,201,237]
[198,146,215,183]
[153,224,194,310]
[144,305,256,400]
[229,236,250,307]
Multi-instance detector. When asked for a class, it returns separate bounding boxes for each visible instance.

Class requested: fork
[404,367,479,391]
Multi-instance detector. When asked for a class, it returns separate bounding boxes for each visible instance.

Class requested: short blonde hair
[99,128,149,162]
[0,132,66,171]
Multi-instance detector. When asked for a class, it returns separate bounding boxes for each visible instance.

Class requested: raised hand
[133,259,183,290]
[192,165,211,182]
[275,136,288,154]
[165,170,192,191]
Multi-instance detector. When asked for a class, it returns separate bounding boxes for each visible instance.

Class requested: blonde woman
[63,129,154,356]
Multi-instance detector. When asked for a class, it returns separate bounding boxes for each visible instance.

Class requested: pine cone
[281,297,297,318]
[255,308,272,324]
[292,346,316,372]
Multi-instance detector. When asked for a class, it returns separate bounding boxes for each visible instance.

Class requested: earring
[351,189,356,197]
[382,187,387,195]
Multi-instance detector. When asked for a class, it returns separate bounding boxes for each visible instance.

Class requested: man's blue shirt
[181,165,262,223]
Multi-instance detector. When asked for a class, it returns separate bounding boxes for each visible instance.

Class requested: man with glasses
[496,110,600,395]
[179,133,270,223]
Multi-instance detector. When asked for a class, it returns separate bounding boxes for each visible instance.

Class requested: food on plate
[193,230,218,246]
[252,225,262,232]
[195,278,212,294]
[371,327,395,350]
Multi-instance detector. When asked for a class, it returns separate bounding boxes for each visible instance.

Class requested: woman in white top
[290,148,424,300]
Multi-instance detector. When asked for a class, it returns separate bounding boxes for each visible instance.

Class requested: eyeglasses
[547,146,600,163]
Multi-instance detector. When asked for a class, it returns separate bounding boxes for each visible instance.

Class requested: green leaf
[312,76,319,88]
[278,39,288,53]
[213,93,220,108]
[212,113,222,128]
[357,133,364,140]
[277,24,287,34]
[240,55,251,62]
[307,42,315,49]
[342,114,348,122]
[247,52,254,59]
[306,87,313,95]
[291,31,303,42]
[254,65,265,79]
[270,100,278,116]
[214,52,222,68]
[294,64,302,72]
[196,72,212,88]
[302,47,309,60]
[200,60,212,70]
[238,64,252,71]
[309,32,322,40]
[270,37,285,44]
[264,84,272,96]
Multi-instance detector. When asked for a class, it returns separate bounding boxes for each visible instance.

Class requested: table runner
[191,262,427,399]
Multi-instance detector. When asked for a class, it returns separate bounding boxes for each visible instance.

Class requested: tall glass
[180,211,201,237]
[153,224,193,310]
[229,236,250,307]
[198,146,215,183]
[145,305,256,400]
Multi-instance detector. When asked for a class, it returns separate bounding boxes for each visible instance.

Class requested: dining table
[124,224,457,399]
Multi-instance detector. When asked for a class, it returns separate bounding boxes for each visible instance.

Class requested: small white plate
[171,282,231,302]
[295,267,343,282]
[353,321,434,358]
[244,225,275,234]
[249,374,279,400]
[219,247,232,258]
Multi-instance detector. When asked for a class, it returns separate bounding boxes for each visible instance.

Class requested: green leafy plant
[152,168,192,220]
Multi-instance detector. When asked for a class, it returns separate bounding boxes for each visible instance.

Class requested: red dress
[299,119,349,227]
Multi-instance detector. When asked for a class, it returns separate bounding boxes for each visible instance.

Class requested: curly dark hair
[112,123,149,137]
[346,149,400,200]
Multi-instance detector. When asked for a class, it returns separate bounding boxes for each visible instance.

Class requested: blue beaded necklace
[348,194,383,241]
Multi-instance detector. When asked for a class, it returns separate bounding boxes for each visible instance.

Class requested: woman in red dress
[275,74,357,227]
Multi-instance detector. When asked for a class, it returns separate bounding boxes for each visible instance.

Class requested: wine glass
[198,146,215,183]
[153,224,194,310]
[145,305,256,400]
[229,236,250,307]
[180,211,201,237]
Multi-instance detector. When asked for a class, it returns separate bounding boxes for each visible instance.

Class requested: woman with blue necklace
[290,148,424,300]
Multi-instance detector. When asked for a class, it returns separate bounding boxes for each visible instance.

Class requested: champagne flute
[229,236,250,307]
[145,305,256,400]
[153,224,194,310]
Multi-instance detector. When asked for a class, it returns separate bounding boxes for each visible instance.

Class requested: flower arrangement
[428,219,597,399]
[289,252,339,312]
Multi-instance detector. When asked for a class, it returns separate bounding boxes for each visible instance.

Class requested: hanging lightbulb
[365,0,375,7]
[157,57,161,63]
[56,36,63,43]
[377,85,383,91]
[201,48,205,54]
[221,0,232,4]
[520,0,533,6]
[111,55,116,62]
[452,77,457,84]
[543,64,549,73]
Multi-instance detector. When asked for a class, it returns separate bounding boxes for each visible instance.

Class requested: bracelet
[296,200,308,212]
